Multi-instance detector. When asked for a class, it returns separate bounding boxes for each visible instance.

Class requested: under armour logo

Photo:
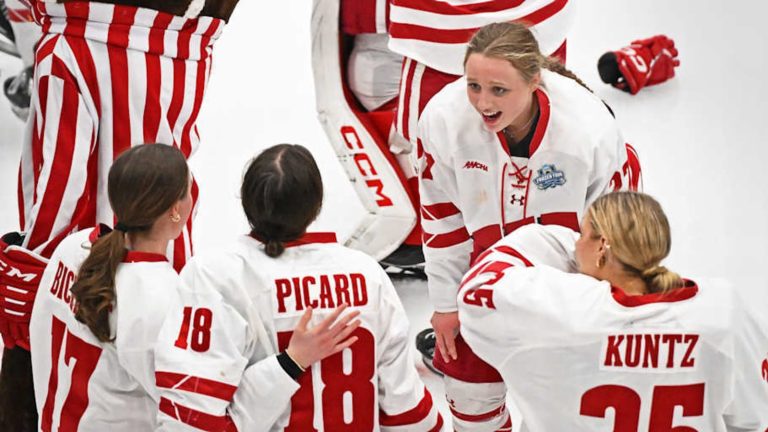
[510,195,525,206]
[762,357,768,383]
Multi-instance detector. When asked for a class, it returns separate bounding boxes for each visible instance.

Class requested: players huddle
[0,1,766,432]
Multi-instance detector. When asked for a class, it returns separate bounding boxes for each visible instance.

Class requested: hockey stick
[0,38,19,58]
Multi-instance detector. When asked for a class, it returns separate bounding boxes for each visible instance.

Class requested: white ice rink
[1,1,767,430]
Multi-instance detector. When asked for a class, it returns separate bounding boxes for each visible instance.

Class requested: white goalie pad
[311,0,417,261]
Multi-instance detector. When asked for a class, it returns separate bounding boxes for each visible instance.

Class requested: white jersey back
[458,224,765,431]
[29,227,181,431]
[177,233,442,431]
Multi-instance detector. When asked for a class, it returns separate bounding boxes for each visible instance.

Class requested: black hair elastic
[114,221,136,232]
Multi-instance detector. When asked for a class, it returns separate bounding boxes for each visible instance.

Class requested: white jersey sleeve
[375,266,442,430]
[723,293,768,430]
[113,262,184,402]
[154,257,300,432]
[418,109,473,313]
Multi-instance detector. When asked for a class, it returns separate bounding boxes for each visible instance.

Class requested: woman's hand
[431,311,460,363]
[286,304,361,368]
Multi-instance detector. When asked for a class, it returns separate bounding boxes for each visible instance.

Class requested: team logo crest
[533,164,566,190]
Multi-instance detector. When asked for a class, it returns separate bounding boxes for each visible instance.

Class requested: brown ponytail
[71,144,189,342]
[70,231,126,342]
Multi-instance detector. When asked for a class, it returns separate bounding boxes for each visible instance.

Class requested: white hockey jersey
[457,224,767,431]
[419,69,639,312]
[29,227,182,431]
[157,233,443,432]
[388,0,574,75]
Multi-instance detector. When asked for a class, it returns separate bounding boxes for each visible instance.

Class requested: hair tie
[115,222,135,232]
[641,265,666,280]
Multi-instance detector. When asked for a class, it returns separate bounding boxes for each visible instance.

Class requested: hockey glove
[598,35,680,95]
[0,232,48,350]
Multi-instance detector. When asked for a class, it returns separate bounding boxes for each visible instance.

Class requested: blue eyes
[467,83,508,96]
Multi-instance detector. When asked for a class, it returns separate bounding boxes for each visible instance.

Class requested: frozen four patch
[533,164,566,190]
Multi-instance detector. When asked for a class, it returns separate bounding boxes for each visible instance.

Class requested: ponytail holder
[115,222,134,232]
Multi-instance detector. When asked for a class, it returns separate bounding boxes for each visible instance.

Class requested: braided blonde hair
[464,21,593,93]
[587,192,683,294]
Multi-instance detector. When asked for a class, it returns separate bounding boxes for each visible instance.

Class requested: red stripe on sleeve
[421,202,461,221]
[493,245,533,267]
[158,397,238,432]
[143,13,174,142]
[155,371,238,401]
[423,226,470,248]
[449,403,506,422]
[429,415,444,432]
[390,0,567,44]
[393,0,525,15]
[25,77,81,250]
[107,7,136,160]
[400,59,418,141]
[167,28,193,144]
[379,389,435,426]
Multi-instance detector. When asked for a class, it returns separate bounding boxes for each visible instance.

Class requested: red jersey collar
[122,251,168,264]
[250,232,338,248]
[494,88,550,157]
[611,279,699,307]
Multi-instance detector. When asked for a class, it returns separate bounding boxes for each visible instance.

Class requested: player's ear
[529,72,541,91]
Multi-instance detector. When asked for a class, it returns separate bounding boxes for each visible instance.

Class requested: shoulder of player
[541,70,618,148]
[675,278,739,330]
[419,78,478,146]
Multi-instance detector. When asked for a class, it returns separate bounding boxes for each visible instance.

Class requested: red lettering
[365,179,393,207]
[353,153,377,177]
[62,271,74,304]
[302,276,319,309]
[275,279,292,313]
[624,334,642,367]
[604,335,624,367]
[642,334,660,368]
[341,126,363,150]
[334,274,351,305]
[761,358,768,382]
[350,273,368,306]
[50,262,65,296]
[681,335,698,368]
[292,277,304,311]
[662,334,682,368]
[318,275,335,309]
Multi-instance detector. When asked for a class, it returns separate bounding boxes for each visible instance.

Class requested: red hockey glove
[599,35,680,95]
[0,233,48,350]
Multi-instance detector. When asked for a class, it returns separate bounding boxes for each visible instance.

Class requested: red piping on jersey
[528,88,550,156]
[380,388,436,426]
[155,372,238,401]
[250,232,338,248]
[122,251,168,263]
[611,279,698,307]
[159,397,238,432]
